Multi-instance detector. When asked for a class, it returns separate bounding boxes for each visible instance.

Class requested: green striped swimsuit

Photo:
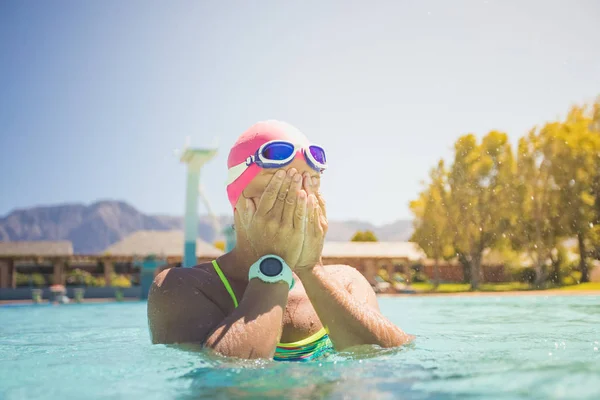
[211,260,333,361]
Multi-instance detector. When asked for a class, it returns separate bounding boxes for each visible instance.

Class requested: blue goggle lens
[261,142,295,161]
[309,145,327,165]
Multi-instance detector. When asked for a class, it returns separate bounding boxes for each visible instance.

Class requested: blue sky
[1,0,599,224]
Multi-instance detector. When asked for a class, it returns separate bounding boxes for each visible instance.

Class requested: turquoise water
[1,295,599,400]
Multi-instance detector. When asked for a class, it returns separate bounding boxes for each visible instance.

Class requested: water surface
[1,295,599,399]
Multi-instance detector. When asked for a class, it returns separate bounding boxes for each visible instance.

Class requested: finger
[245,198,256,227]
[315,190,327,219]
[303,173,315,196]
[307,194,318,235]
[233,207,244,233]
[256,170,286,216]
[317,204,328,235]
[269,168,296,221]
[235,197,251,230]
[311,176,321,192]
[234,200,246,230]
[282,172,302,226]
[293,190,308,231]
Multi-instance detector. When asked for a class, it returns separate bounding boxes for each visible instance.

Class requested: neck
[217,241,256,282]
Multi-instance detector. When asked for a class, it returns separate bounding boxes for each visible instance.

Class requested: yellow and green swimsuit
[211,260,334,362]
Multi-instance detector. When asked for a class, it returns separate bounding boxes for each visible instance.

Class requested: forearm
[204,280,288,359]
[297,265,412,350]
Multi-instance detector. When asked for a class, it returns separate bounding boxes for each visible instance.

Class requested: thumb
[245,198,256,223]
[235,197,253,231]
[316,191,327,219]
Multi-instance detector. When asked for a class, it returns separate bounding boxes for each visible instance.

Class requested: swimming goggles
[227,140,327,185]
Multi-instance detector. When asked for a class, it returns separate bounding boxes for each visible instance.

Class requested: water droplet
[590,223,594,229]
[548,352,553,356]
[318,363,323,367]
[595,347,598,352]
[531,196,534,200]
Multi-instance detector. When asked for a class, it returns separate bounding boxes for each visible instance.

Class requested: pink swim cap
[227,120,310,209]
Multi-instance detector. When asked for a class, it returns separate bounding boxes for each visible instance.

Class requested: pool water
[1,295,599,400]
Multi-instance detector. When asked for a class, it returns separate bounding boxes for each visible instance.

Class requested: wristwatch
[248,255,295,290]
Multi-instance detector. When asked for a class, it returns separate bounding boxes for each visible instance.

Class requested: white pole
[183,166,201,268]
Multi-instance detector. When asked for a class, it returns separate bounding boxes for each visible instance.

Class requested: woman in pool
[147,120,412,361]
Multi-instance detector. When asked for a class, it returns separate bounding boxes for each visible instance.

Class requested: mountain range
[0,201,413,253]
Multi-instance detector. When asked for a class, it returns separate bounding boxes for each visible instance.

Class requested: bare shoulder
[147,263,226,344]
[150,263,222,303]
[151,262,216,290]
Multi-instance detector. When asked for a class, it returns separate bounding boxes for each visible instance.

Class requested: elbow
[204,331,274,360]
[382,332,415,348]
[356,330,415,350]
[204,342,272,360]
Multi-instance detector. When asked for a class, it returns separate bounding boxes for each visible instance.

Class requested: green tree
[590,99,600,264]
[512,128,564,287]
[446,131,516,289]
[543,105,600,282]
[351,230,378,242]
[410,160,453,288]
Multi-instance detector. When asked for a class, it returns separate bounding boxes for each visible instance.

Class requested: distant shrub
[111,274,131,288]
[411,272,429,283]
[66,268,107,287]
[512,267,536,285]
[563,271,582,286]
[351,230,378,242]
[31,273,46,287]
[377,268,390,282]
[16,272,46,287]
[15,272,30,287]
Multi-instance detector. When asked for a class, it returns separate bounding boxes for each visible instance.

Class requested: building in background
[322,241,426,286]
[103,230,224,298]
[0,241,74,289]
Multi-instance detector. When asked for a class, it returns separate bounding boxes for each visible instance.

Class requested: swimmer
[147,120,413,361]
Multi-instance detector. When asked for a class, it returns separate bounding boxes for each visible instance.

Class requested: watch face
[259,257,283,277]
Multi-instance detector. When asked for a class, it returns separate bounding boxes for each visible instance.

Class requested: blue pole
[139,256,164,299]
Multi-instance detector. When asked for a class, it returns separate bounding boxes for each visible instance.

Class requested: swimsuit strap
[277,327,328,348]
[211,259,332,360]
[211,260,238,308]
